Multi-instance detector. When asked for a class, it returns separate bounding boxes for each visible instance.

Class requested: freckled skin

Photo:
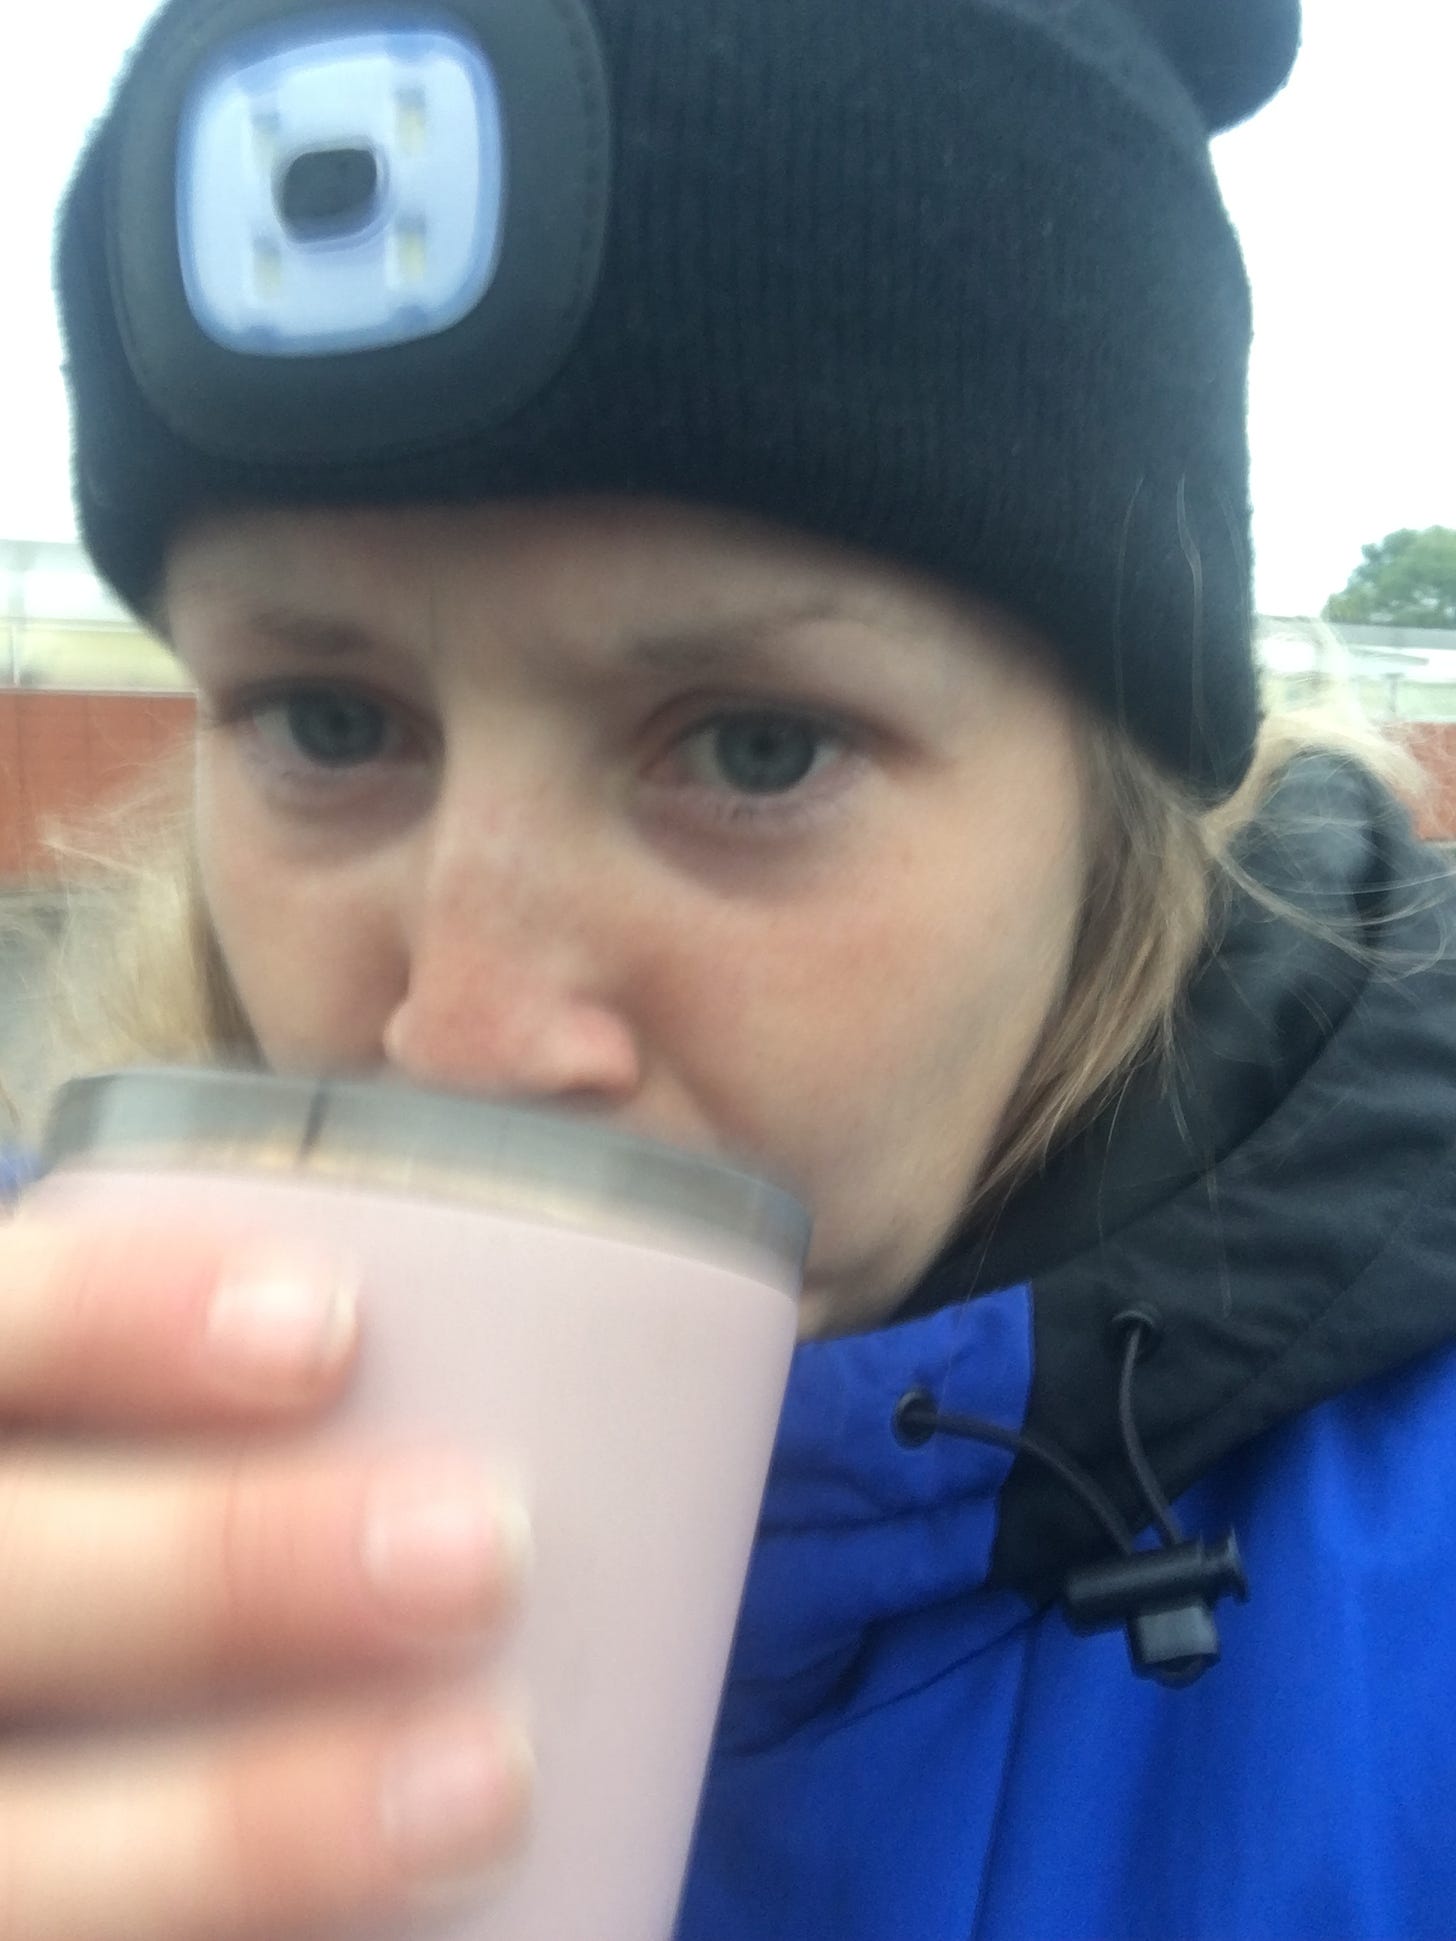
[168,497,1088,1335]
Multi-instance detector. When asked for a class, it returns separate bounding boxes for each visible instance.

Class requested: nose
[380,801,646,1109]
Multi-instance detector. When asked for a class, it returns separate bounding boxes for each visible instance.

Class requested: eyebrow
[620,600,858,675]
[233,605,392,659]
[221,596,868,672]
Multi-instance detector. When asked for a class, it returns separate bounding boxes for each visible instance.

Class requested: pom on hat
[1127,0,1300,129]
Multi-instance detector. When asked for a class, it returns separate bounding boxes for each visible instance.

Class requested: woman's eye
[675,712,842,797]
[250,688,397,769]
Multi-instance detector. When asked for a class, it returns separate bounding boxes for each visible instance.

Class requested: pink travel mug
[30,1067,808,1940]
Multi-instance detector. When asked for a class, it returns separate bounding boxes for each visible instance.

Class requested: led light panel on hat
[107,0,610,461]
[177,13,507,357]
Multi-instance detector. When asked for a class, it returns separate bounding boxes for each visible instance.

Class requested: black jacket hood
[900,754,1456,1602]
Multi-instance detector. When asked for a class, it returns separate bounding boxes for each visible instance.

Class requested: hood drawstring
[893,1307,1248,1687]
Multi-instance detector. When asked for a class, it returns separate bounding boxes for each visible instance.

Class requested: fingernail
[380,1712,532,1887]
[204,1252,358,1391]
[362,1466,531,1634]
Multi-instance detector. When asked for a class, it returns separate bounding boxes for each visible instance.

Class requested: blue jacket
[8,761,1456,1938]
[681,1307,1456,1939]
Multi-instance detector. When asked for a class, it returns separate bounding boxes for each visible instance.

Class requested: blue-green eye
[687,713,835,795]
[273,690,390,767]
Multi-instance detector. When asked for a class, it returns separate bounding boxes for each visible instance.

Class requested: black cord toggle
[891,1309,1249,1688]
[1062,1533,1248,1687]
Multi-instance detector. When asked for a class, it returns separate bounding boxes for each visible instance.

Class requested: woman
[4,0,1456,1934]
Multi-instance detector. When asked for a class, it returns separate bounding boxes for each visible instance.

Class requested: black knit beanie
[56,0,1300,799]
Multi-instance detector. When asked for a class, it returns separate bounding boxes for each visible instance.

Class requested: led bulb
[251,110,281,168]
[254,239,284,296]
[394,218,428,284]
[396,88,428,155]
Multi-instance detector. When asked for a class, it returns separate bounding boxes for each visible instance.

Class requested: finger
[0,1692,533,1941]
[0,1448,528,1716]
[0,1219,359,1429]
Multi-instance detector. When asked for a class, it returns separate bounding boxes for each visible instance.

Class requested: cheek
[193,758,406,1067]
[647,765,1085,1297]
[682,787,1082,1120]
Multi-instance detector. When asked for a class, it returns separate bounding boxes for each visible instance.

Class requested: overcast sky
[1,0,1449,616]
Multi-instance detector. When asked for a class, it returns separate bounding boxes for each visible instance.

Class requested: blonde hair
[1,702,1428,1208]
[2,754,254,1138]
[973,700,1426,1215]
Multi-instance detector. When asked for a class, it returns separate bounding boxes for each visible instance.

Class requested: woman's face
[167,499,1088,1334]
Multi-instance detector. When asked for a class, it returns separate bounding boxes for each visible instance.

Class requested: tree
[1323,526,1456,629]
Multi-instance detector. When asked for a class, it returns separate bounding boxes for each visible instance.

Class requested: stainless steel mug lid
[43,1066,810,1273]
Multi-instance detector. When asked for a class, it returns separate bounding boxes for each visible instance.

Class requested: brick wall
[1397,723,1456,846]
[0,691,195,882]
